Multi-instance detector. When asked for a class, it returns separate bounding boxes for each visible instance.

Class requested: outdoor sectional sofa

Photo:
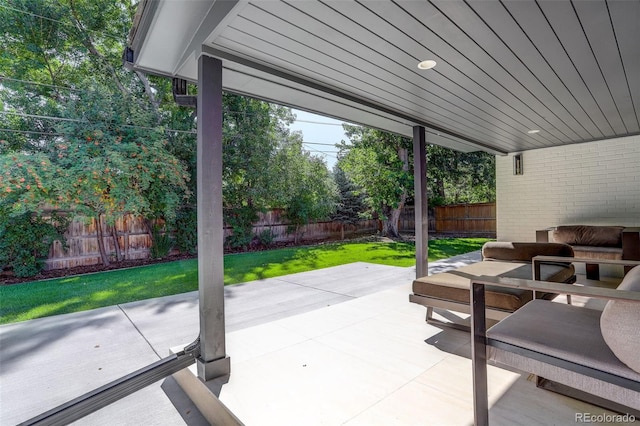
[536,225,640,279]
[409,242,576,326]
[471,261,640,424]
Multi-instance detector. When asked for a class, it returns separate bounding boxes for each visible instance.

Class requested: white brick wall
[496,135,640,242]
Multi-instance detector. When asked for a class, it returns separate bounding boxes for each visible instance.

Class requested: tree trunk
[69,0,128,96]
[123,215,130,260]
[382,207,403,239]
[143,218,155,245]
[341,223,345,240]
[379,145,409,239]
[95,214,110,267]
[294,224,300,245]
[436,178,446,199]
[135,70,161,123]
[110,224,123,262]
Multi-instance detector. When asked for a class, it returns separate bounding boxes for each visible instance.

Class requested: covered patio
[12,1,639,424]
[126,0,638,424]
[2,256,624,425]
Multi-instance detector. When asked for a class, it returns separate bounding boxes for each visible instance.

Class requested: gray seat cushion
[487,300,640,382]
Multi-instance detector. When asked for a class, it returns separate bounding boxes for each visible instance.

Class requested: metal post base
[197,356,231,381]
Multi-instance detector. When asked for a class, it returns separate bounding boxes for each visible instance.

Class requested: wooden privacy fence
[248,209,379,243]
[434,202,496,234]
[41,203,494,270]
[44,210,379,270]
[398,206,436,233]
[46,214,153,270]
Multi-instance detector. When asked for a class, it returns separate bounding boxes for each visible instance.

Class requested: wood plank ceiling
[131,0,640,154]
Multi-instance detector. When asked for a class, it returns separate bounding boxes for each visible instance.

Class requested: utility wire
[0,3,124,42]
[0,76,81,92]
[293,119,345,126]
[0,111,196,134]
[2,78,349,129]
[0,128,65,137]
[304,146,337,157]
[0,111,343,137]
[301,141,340,146]
[0,111,84,123]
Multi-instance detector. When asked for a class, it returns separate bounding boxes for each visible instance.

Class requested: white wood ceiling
[131,0,640,154]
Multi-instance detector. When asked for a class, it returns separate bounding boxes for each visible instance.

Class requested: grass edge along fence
[22,203,494,273]
[0,238,491,324]
[41,209,379,271]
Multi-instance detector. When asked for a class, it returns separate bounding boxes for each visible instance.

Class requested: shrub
[174,207,197,254]
[224,206,259,250]
[0,211,68,277]
[257,228,275,247]
[150,225,173,259]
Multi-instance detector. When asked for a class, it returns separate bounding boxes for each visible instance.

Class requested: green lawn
[0,238,490,324]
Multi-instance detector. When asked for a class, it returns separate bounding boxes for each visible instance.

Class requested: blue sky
[288,109,352,170]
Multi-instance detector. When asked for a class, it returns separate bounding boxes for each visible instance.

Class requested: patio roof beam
[413,126,428,279]
[196,54,230,380]
[172,0,242,76]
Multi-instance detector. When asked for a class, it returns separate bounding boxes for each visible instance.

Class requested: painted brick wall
[496,135,640,242]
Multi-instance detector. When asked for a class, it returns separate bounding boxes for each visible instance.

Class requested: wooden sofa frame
[470,258,640,426]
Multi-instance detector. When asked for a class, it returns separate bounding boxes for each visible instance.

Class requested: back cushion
[553,225,623,247]
[600,265,640,373]
[482,242,574,263]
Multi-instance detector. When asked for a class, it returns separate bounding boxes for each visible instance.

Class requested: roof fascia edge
[128,0,159,53]
[172,0,246,76]
[198,45,506,155]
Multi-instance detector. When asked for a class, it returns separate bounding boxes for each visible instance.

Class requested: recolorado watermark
[575,413,636,423]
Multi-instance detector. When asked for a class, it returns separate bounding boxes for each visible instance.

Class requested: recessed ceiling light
[527,129,540,134]
[417,60,437,70]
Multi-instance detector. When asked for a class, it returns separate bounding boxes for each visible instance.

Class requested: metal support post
[413,126,428,278]
[471,282,489,426]
[197,54,230,380]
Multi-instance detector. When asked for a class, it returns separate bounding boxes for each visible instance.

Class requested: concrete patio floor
[0,251,624,425]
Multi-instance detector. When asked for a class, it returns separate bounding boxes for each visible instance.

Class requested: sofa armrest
[471,275,640,302]
[532,255,640,280]
[535,227,556,243]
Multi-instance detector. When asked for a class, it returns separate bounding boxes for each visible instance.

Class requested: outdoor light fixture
[513,154,523,175]
[527,129,540,134]
[417,60,437,70]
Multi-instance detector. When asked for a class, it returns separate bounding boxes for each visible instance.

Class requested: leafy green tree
[1,89,190,266]
[338,126,412,238]
[0,0,344,265]
[0,0,191,264]
[52,90,190,265]
[331,165,366,239]
[273,137,337,244]
[222,95,292,248]
[427,145,495,206]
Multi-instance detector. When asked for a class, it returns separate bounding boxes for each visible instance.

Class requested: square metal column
[413,126,428,279]
[196,54,230,380]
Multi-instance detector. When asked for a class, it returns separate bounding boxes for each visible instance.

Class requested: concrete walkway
[0,252,481,425]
